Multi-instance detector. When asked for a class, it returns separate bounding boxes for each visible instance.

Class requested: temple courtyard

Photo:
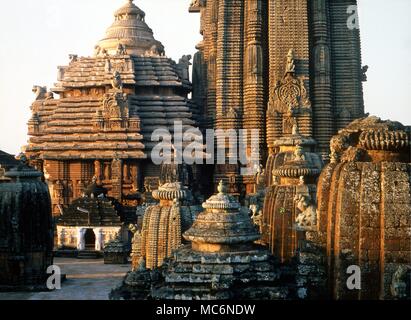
[0,258,129,300]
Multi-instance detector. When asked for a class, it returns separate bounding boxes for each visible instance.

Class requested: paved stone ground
[0,258,130,300]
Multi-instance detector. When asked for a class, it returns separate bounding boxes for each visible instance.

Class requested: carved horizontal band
[272,167,321,178]
[359,130,409,151]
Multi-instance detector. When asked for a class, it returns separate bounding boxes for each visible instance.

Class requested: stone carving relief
[105,58,132,73]
[329,116,410,163]
[269,74,310,114]
[101,91,129,126]
[94,45,102,57]
[69,54,78,64]
[293,144,306,161]
[146,44,165,57]
[111,71,123,91]
[57,66,67,81]
[281,5,292,25]
[177,55,192,82]
[361,65,369,82]
[285,49,296,74]
[250,204,263,234]
[268,49,310,115]
[283,117,297,135]
[246,42,263,78]
[32,86,47,101]
[226,106,240,120]
[116,43,127,56]
[294,194,317,231]
[391,265,410,299]
[190,0,205,7]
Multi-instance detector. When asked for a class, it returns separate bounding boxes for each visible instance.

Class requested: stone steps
[77,250,102,259]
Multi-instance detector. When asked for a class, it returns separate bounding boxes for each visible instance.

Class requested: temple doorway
[84,229,95,250]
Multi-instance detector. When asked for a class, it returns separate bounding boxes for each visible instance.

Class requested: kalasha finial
[217,180,227,194]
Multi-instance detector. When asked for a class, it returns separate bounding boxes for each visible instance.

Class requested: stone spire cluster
[190,0,365,193]
[114,181,290,300]
[137,182,202,270]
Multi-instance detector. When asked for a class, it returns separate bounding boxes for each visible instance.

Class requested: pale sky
[0,0,410,155]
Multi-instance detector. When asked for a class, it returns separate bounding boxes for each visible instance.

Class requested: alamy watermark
[347,265,361,290]
[46,265,62,290]
[151,121,261,176]
[347,5,360,30]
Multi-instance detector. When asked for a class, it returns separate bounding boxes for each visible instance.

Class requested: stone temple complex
[25,0,199,218]
[189,0,366,195]
[0,0,409,300]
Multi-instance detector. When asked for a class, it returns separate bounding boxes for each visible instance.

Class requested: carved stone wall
[138,183,202,270]
[315,117,411,300]
[267,0,310,148]
[0,162,53,290]
[243,0,267,169]
[328,0,365,133]
[190,0,366,190]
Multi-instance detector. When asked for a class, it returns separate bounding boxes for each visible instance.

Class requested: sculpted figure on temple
[129,224,142,269]
[391,265,410,299]
[190,0,204,7]
[178,55,192,82]
[117,43,127,55]
[69,54,78,63]
[57,66,66,81]
[45,91,54,100]
[32,85,47,101]
[148,44,165,57]
[285,49,296,74]
[255,165,265,186]
[294,194,317,231]
[250,204,263,234]
[294,145,306,161]
[292,122,299,135]
[94,45,101,57]
[112,71,123,90]
[136,257,146,272]
[361,65,369,82]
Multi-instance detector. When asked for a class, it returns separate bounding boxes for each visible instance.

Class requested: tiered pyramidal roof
[26,0,198,161]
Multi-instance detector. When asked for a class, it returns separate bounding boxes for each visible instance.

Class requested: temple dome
[97,0,165,56]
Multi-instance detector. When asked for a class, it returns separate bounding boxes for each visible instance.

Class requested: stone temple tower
[26,0,199,216]
[190,0,365,193]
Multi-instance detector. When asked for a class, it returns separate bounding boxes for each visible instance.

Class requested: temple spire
[96,0,164,56]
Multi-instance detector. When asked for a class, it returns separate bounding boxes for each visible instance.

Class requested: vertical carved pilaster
[192,42,207,128]
[213,0,245,193]
[94,160,103,184]
[243,0,266,165]
[310,0,334,160]
[130,162,141,192]
[111,158,123,201]
[267,0,310,150]
[328,0,365,134]
[205,0,219,129]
